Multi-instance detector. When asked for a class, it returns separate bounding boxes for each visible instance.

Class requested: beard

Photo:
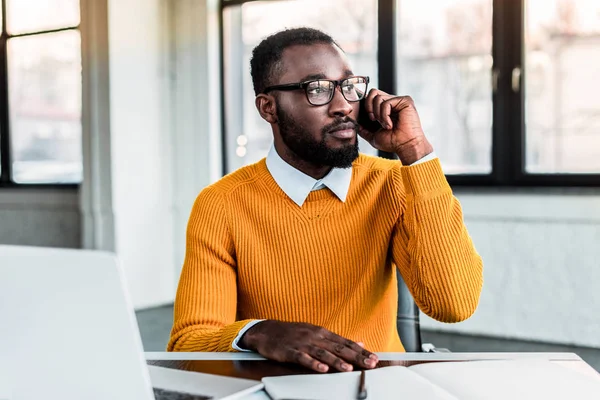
[276,107,359,169]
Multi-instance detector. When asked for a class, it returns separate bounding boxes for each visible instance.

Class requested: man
[168,27,483,373]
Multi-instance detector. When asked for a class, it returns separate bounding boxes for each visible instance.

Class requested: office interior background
[0,0,599,369]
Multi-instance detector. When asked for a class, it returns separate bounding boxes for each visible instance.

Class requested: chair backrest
[396,270,423,352]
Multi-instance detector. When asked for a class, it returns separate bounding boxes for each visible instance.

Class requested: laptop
[0,245,262,400]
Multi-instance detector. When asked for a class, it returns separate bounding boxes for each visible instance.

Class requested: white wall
[79,0,179,309]
[0,189,80,248]
[78,0,221,309]
[170,0,223,279]
[107,0,175,309]
[421,190,600,348]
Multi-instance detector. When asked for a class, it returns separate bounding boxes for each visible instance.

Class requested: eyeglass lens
[306,77,367,105]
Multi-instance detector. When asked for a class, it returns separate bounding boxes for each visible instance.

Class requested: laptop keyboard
[153,387,213,400]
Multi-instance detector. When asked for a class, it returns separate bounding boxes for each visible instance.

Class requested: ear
[255,94,278,124]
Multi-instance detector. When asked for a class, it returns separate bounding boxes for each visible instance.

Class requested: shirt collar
[265,145,352,207]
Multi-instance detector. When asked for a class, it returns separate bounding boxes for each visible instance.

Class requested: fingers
[363,88,414,131]
[281,346,352,373]
[380,99,396,130]
[370,91,395,130]
[306,345,353,372]
[372,94,386,126]
[362,89,379,120]
[284,342,375,373]
[252,321,378,374]
[323,335,379,369]
[364,88,392,122]
[284,348,329,373]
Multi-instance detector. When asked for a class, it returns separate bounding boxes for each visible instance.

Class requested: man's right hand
[238,320,379,373]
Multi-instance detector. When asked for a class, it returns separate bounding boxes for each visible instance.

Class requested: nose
[327,86,353,117]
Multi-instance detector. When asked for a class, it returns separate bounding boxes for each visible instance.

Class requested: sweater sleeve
[390,158,483,323]
[167,186,253,352]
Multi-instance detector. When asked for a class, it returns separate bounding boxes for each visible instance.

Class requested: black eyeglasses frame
[262,76,370,106]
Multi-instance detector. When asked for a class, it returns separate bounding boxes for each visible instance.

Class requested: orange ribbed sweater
[168,155,483,352]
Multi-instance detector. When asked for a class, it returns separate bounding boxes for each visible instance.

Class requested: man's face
[273,43,360,168]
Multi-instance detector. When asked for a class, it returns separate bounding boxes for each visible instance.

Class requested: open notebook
[262,359,600,400]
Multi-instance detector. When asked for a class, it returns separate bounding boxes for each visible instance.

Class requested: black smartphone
[357,98,382,133]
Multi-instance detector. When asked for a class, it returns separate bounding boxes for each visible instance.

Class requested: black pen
[357,370,368,400]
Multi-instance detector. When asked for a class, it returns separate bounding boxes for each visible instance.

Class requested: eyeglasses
[263,76,370,106]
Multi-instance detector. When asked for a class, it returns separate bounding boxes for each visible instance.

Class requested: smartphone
[357,98,382,133]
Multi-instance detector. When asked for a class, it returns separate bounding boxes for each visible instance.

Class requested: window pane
[525,0,600,174]
[223,0,378,173]
[396,0,493,174]
[7,31,82,184]
[6,0,80,35]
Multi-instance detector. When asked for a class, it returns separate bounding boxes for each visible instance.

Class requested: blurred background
[0,0,599,369]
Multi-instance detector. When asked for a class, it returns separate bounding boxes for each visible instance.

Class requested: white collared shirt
[265,145,438,207]
[265,146,353,207]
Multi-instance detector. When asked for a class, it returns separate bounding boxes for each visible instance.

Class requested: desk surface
[146,352,599,382]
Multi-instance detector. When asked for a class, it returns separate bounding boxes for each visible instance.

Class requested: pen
[357,370,368,400]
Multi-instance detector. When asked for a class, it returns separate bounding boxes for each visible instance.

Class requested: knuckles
[333,343,345,354]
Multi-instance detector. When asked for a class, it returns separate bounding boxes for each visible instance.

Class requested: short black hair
[250,27,341,96]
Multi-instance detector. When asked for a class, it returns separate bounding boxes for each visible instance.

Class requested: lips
[329,122,357,139]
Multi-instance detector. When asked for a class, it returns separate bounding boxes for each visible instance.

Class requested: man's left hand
[358,89,434,165]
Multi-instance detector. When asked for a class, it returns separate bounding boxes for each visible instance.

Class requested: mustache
[322,118,359,135]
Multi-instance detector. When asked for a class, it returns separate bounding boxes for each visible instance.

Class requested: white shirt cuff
[231,320,266,352]
[409,151,438,166]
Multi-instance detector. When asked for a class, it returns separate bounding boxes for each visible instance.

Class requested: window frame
[219,0,600,186]
[0,0,81,188]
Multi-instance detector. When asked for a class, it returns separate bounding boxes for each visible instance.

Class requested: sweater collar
[265,145,352,207]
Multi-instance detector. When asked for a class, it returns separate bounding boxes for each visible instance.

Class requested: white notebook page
[409,359,600,400]
[262,366,457,400]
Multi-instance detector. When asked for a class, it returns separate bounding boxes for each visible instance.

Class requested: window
[0,0,82,186]
[524,0,600,174]
[221,0,600,185]
[222,0,378,173]
[396,0,493,175]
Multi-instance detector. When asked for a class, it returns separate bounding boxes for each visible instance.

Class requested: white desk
[146,352,599,399]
